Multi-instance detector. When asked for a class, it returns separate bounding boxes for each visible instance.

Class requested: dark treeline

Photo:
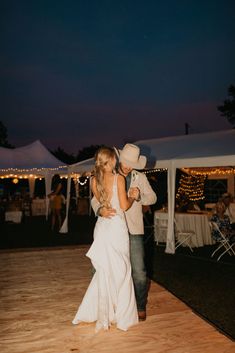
[51,144,104,164]
[0,121,14,148]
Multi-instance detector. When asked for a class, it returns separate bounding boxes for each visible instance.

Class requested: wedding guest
[48,174,64,231]
[210,201,235,242]
[221,193,235,230]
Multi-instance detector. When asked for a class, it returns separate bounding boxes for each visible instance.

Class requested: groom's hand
[129,187,141,201]
[99,207,116,218]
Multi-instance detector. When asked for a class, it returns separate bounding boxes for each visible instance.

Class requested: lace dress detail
[72,173,138,331]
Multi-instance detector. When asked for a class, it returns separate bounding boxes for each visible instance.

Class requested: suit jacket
[91,170,157,235]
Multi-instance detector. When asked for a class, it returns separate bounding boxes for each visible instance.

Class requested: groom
[91,143,157,321]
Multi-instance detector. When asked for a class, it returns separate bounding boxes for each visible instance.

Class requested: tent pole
[45,171,53,220]
[59,172,71,233]
[165,163,176,254]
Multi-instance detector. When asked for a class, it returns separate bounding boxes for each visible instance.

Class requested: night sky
[1,0,235,153]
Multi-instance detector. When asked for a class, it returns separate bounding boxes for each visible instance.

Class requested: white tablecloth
[154,211,213,247]
[31,199,46,216]
[5,211,23,223]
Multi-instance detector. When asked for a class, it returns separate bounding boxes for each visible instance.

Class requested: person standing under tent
[48,174,64,232]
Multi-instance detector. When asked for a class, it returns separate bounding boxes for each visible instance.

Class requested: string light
[176,174,206,201]
[1,166,233,178]
[182,167,235,176]
[0,174,43,179]
[78,177,89,186]
[0,166,167,179]
[143,168,167,174]
[72,176,90,185]
[0,166,66,173]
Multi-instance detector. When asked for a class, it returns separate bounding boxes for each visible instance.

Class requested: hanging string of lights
[75,176,89,186]
[1,166,234,181]
[182,167,235,176]
[176,174,206,201]
[0,166,66,173]
[143,168,167,174]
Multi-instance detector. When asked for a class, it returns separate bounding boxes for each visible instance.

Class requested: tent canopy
[68,158,94,174]
[0,140,66,173]
[135,129,235,169]
[0,140,67,212]
[135,129,235,254]
[63,130,235,241]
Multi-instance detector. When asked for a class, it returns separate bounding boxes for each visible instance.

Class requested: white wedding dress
[72,174,138,332]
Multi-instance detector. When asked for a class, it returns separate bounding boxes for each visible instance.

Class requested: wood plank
[0,246,234,353]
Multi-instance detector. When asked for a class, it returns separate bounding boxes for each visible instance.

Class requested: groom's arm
[91,196,116,218]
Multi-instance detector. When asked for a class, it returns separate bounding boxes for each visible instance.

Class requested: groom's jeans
[129,234,147,312]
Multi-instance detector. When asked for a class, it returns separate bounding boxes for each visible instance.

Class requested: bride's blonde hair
[94,147,116,208]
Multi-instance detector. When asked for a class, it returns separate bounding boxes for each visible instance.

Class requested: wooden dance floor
[0,246,234,353]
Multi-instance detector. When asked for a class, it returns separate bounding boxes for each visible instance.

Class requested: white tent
[135,129,235,254]
[60,158,95,233]
[0,140,67,217]
[0,140,66,171]
[69,157,95,174]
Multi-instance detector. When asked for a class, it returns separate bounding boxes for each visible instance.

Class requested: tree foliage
[0,121,14,148]
[76,144,103,162]
[51,147,76,164]
[217,84,235,127]
[51,144,103,164]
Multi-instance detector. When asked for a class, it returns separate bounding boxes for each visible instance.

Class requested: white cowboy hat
[115,143,147,169]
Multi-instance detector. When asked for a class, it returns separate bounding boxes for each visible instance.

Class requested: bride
[72,146,139,332]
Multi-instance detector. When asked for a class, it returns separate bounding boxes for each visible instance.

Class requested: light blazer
[91,170,157,235]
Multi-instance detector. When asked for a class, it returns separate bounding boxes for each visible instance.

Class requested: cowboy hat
[116,143,147,169]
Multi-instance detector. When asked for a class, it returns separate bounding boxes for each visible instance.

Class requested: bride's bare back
[91,172,134,211]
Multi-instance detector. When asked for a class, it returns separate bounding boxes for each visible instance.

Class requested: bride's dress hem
[72,318,138,332]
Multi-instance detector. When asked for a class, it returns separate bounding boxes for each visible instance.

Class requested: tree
[0,121,14,148]
[51,144,103,164]
[76,144,103,162]
[51,147,76,164]
[217,84,235,128]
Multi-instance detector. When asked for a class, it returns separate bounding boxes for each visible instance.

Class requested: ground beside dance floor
[0,246,235,353]
[147,243,235,341]
[1,215,235,342]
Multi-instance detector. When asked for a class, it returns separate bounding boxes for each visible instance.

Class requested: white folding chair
[154,215,168,245]
[209,221,235,261]
[174,218,195,252]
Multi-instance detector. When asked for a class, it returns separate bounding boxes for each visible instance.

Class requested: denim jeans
[129,234,147,311]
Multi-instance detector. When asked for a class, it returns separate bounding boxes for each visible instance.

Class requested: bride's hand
[129,187,140,201]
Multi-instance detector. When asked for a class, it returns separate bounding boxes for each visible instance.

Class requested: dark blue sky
[1,0,235,153]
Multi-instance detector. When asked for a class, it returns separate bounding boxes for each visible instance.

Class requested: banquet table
[154,211,213,247]
[31,199,46,216]
[5,211,23,223]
